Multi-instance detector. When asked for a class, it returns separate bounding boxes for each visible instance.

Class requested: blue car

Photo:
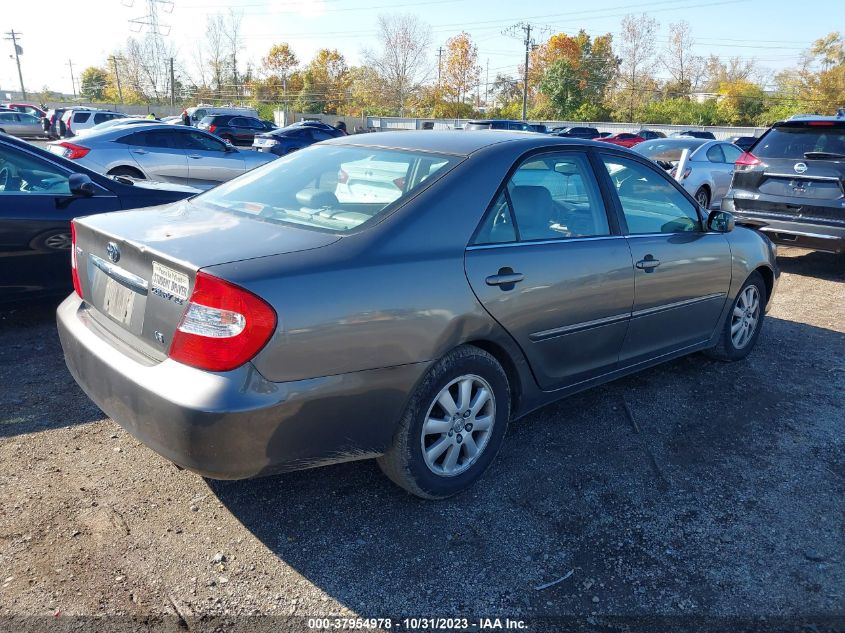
[252,121,346,156]
[0,133,199,303]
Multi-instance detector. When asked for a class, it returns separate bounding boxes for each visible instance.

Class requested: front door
[178,130,243,188]
[465,150,634,390]
[126,129,188,185]
[597,152,733,366]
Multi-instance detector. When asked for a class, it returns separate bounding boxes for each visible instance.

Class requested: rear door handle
[636,255,661,272]
[131,149,147,155]
[485,271,524,286]
[188,155,202,159]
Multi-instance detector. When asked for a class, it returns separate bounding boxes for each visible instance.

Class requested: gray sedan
[47,123,275,190]
[634,138,744,209]
[57,131,778,499]
[0,111,43,138]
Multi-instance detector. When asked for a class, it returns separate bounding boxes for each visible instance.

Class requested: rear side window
[722,144,743,163]
[706,145,725,163]
[93,113,119,124]
[73,112,90,123]
[754,124,845,159]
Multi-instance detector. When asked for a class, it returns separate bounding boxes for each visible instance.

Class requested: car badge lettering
[106,242,121,263]
[793,162,808,174]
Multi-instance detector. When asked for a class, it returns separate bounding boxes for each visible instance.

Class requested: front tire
[694,186,711,210]
[377,345,510,499]
[706,271,766,361]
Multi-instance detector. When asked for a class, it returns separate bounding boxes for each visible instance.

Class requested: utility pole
[484,58,489,107]
[521,23,531,121]
[437,47,444,89]
[109,55,124,104]
[68,59,77,99]
[4,30,26,100]
[169,57,175,107]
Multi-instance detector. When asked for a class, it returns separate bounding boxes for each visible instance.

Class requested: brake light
[169,272,277,372]
[70,221,83,298]
[55,142,90,160]
[337,168,349,184]
[208,124,217,133]
[735,151,762,172]
[807,121,835,126]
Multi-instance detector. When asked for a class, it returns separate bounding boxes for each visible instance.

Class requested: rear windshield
[464,122,493,130]
[196,144,460,233]
[635,139,706,161]
[754,123,845,159]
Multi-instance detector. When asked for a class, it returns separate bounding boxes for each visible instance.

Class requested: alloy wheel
[731,285,760,349]
[420,374,496,477]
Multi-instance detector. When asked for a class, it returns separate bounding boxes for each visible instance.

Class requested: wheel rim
[44,233,72,249]
[421,374,496,477]
[730,285,760,349]
[696,190,709,208]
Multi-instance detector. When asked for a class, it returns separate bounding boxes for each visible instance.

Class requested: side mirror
[707,209,735,233]
[68,173,96,197]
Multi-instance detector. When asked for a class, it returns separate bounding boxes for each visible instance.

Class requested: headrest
[296,188,338,208]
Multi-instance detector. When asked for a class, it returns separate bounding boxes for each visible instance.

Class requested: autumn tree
[661,21,705,97]
[364,14,432,115]
[263,43,299,81]
[612,13,659,121]
[298,49,350,114]
[79,67,109,101]
[441,32,481,117]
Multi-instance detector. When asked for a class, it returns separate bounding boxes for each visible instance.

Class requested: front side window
[196,145,458,233]
[0,145,70,195]
[601,155,701,234]
[182,131,226,152]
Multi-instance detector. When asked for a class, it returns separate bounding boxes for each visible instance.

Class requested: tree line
[71,11,845,126]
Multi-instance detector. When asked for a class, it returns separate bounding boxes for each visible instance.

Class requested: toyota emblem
[106,242,121,263]
[794,162,808,174]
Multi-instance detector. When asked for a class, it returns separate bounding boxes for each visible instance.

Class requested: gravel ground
[1,247,843,632]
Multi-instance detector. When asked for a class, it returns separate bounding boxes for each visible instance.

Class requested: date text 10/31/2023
[306,617,529,630]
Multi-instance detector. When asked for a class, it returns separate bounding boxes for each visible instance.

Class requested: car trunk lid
[73,199,339,361]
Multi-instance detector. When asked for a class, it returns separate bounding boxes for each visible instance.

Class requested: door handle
[636,255,661,272]
[485,268,524,287]
[131,149,147,155]
[188,155,202,159]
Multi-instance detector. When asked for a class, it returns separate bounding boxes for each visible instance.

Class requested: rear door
[597,152,732,365]
[178,129,244,188]
[731,121,845,223]
[465,149,634,390]
[123,129,188,184]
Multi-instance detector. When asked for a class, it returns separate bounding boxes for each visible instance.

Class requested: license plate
[103,277,136,325]
[150,262,190,303]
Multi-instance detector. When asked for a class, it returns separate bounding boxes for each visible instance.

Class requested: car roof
[325,129,605,157]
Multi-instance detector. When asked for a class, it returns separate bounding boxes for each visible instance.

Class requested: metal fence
[362,116,767,139]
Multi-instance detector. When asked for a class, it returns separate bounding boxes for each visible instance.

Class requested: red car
[2,102,47,119]
[594,132,645,148]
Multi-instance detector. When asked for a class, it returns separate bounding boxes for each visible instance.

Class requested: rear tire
[694,186,711,210]
[377,345,510,499]
[706,271,766,361]
[107,166,145,179]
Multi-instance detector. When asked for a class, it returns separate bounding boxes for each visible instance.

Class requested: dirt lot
[1,247,843,632]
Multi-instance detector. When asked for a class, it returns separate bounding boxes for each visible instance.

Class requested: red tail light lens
[735,151,762,172]
[169,272,277,372]
[56,142,90,160]
[70,221,83,298]
[208,124,217,133]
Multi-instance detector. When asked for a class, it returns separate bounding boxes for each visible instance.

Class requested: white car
[60,109,126,138]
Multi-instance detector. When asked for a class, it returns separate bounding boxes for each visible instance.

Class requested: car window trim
[592,148,706,235]
[469,146,620,248]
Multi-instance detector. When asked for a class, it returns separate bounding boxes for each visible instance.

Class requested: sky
[2,0,842,97]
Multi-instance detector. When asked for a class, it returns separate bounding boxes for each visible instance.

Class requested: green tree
[539,59,582,118]
[79,67,109,101]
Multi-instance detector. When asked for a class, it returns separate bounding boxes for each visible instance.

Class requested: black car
[551,126,600,139]
[196,114,272,146]
[671,130,716,140]
[252,121,345,156]
[722,116,845,253]
[637,129,667,140]
[0,133,198,302]
[463,120,534,131]
[726,135,758,152]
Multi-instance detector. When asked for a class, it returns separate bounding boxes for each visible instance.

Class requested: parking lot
[0,246,842,630]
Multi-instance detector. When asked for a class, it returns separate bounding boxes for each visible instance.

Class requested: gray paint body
[57,131,779,479]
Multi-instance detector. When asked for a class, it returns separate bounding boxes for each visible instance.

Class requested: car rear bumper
[57,294,426,479]
[723,198,845,254]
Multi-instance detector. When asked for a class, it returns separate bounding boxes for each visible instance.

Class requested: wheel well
[107,165,145,178]
[755,265,774,303]
[464,339,523,415]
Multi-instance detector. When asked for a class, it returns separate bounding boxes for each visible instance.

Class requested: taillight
[735,151,762,172]
[70,221,83,298]
[208,124,217,133]
[337,168,349,184]
[55,142,90,160]
[169,272,277,372]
